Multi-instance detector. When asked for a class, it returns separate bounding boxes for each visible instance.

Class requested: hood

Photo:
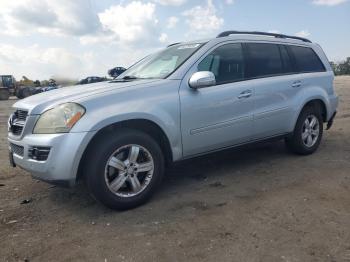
[13,79,162,115]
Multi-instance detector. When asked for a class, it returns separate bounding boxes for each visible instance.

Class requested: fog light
[28,146,51,161]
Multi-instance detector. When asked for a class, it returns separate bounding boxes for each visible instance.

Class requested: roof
[167,31,313,49]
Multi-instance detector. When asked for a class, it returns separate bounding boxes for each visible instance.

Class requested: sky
[0,0,349,80]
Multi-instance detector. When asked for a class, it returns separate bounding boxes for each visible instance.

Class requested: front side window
[289,46,326,73]
[119,43,204,79]
[198,43,245,85]
[246,43,283,78]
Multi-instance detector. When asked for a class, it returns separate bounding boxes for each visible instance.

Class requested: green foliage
[330,58,350,75]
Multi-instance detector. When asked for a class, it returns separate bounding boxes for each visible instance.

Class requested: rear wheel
[84,129,164,210]
[285,105,323,155]
[0,89,10,100]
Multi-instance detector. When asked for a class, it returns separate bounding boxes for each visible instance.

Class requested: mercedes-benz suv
[8,31,338,210]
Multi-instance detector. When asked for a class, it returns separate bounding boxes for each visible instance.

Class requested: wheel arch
[301,99,327,122]
[290,97,328,133]
[76,119,174,182]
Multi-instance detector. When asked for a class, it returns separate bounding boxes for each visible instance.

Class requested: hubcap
[301,115,320,148]
[104,144,154,197]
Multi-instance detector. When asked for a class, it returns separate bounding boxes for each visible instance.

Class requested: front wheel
[285,106,323,155]
[84,129,164,210]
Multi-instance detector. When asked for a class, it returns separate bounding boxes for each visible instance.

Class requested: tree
[330,58,350,75]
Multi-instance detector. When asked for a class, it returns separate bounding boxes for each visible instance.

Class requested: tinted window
[280,45,294,73]
[246,43,283,78]
[198,43,245,84]
[289,46,325,73]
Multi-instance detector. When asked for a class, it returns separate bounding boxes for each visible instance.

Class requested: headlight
[33,103,85,134]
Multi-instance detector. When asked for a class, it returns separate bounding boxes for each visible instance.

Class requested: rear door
[245,43,301,139]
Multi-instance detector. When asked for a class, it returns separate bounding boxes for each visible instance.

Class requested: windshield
[118,43,204,79]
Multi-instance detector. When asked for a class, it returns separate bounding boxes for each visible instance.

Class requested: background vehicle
[108,67,126,78]
[0,75,50,100]
[8,31,338,210]
[77,76,108,85]
[0,75,16,100]
[32,79,59,95]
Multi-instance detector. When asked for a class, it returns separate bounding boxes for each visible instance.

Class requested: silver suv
[8,31,338,209]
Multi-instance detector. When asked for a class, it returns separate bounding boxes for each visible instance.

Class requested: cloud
[295,30,311,37]
[154,0,187,6]
[312,0,348,5]
[167,16,179,29]
[0,43,162,80]
[182,0,224,36]
[97,2,160,45]
[159,33,169,43]
[0,0,162,46]
[225,0,234,4]
[0,44,97,79]
[0,0,101,36]
[0,1,166,80]
[0,43,153,80]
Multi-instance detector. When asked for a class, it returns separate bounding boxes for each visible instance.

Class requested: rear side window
[198,43,245,84]
[245,43,283,78]
[289,46,325,73]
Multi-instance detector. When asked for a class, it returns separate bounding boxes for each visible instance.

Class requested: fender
[289,85,331,131]
[89,112,182,161]
[70,79,183,161]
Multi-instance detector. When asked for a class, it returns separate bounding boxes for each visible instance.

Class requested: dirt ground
[0,76,350,262]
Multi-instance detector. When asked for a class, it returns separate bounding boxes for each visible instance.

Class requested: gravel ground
[0,76,350,262]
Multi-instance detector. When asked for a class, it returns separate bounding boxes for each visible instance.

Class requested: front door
[180,43,254,157]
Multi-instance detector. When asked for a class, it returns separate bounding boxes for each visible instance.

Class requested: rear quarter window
[289,46,326,73]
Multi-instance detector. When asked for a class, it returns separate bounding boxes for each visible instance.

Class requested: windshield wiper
[122,75,138,80]
[110,75,152,83]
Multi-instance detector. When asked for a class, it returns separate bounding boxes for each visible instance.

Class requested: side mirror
[189,71,216,89]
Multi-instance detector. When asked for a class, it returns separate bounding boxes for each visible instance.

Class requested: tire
[15,89,23,99]
[84,128,165,210]
[0,89,10,100]
[285,105,323,155]
[21,87,32,98]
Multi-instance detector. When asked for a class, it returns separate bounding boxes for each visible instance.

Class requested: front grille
[16,110,28,121]
[11,125,24,136]
[9,109,28,136]
[10,143,24,157]
[28,146,51,161]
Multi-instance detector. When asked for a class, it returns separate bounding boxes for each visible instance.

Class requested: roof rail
[216,31,312,43]
[167,42,181,47]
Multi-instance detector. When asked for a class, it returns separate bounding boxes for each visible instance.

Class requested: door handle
[292,81,302,88]
[238,90,252,99]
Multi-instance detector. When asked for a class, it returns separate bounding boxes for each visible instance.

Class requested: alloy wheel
[301,114,320,148]
[104,144,154,197]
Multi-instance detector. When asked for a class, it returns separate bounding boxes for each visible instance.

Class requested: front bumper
[8,131,96,187]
